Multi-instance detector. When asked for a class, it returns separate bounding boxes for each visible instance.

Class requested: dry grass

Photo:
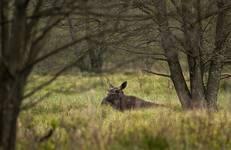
[17,73,231,150]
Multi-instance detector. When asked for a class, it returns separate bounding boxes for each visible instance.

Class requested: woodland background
[1,0,231,149]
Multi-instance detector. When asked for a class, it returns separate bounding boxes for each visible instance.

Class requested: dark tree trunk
[154,0,192,109]
[77,44,105,73]
[68,0,105,73]
[206,0,225,109]
[89,48,104,73]
[206,60,223,109]
[0,64,26,150]
[181,0,206,107]
[140,0,229,110]
[0,104,20,150]
[166,51,192,108]
[0,1,28,149]
[77,55,91,72]
[1,0,94,149]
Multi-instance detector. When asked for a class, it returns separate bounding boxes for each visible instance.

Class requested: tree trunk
[206,60,223,109]
[0,104,19,150]
[0,64,26,150]
[67,15,92,72]
[206,0,225,109]
[89,48,104,73]
[154,0,192,109]
[68,0,105,73]
[181,0,206,107]
[166,51,192,108]
[0,1,28,149]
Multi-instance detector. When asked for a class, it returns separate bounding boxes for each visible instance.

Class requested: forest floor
[18,73,231,150]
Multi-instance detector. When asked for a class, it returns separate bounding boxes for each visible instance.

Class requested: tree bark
[166,51,192,108]
[68,0,106,73]
[206,0,226,109]
[0,1,28,149]
[0,63,26,150]
[154,0,192,109]
[89,48,104,73]
[181,0,206,107]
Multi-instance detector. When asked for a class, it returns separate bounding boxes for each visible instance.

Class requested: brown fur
[101,81,165,111]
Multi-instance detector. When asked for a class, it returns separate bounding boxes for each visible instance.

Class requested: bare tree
[0,0,127,149]
[131,0,231,109]
[0,0,137,148]
[67,0,127,73]
[61,0,231,109]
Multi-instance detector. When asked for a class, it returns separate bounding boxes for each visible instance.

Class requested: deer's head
[101,81,127,106]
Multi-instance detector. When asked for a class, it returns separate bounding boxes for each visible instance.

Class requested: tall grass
[18,73,231,150]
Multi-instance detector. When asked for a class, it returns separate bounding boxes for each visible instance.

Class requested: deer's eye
[115,90,120,93]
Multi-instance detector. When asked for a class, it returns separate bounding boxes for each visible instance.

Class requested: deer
[101,81,166,111]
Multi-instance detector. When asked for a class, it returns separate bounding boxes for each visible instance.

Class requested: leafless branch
[102,56,146,73]
[142,69,170,78]
[221,73,231,80]
[21,93,51,110]
[23,24,130,73]
[194,3,231,25]
[27,18,63,65]
[23,50,89,99]
[116,46,165,57]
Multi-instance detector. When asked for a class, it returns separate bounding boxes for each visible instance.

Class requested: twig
[35,128,54,143]
[23,50,89,99]
[21,93,51,110]
[142,69,171,78]
[23,24,130,73]
[193,3,231,25]
[102,56,147,73]
[221,73,231,80]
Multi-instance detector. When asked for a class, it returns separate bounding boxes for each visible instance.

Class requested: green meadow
[18,73,231,150]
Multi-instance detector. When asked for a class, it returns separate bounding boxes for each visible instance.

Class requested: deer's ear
[109,83,114,88]
[120,81,127,90]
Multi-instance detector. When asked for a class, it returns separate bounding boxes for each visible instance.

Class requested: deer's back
[120,95,157,110]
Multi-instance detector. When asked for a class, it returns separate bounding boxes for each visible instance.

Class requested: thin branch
[30,7,153,21]
[22,25,130,73]
[27,19,62,65]
[24,0,32,7]
[193,3,231,25]
[27,0,44,33]
[21,93,51,110]
[102,56,146,73]
[221,73,231,80]
[117,47,165,57]
[142,69,171,78]
[23,50,89,99]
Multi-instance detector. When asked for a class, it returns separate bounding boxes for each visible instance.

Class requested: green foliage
[18,73,231,150]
